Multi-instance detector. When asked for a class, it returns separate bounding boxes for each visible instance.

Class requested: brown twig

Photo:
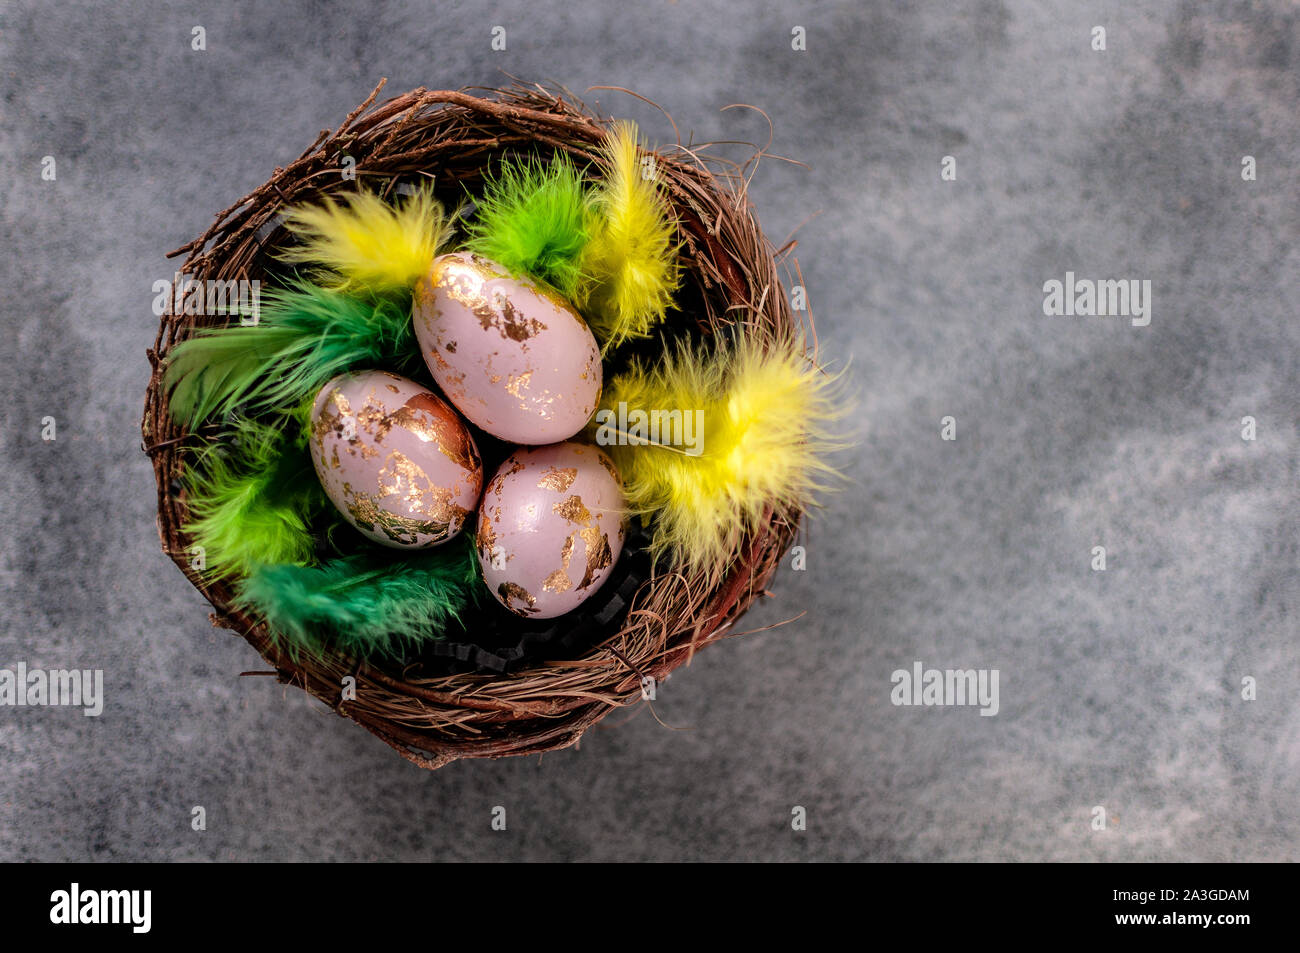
[140,80,808,770]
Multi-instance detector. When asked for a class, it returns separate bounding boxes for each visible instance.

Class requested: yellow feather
[280,185,455,292]
[597,335,847,574]
[581,121,680,350]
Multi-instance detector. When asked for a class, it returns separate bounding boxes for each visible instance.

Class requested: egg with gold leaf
[413,252,602,445]
[476,442,626,618]
[309,370,483,549]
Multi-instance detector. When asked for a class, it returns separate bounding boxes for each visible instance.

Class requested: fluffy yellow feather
[581,121,680,350]
[596,335,846,574]
[279,184,455,292]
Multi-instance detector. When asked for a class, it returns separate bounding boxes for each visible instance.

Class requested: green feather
[233,535,480,659]
[163,283,419,429]
[183,415,325,582]
[464,152,594,298]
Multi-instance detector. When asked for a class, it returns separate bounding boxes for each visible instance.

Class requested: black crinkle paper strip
[410,524,653,675]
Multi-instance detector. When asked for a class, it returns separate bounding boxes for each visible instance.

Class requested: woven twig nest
[142,80,807,769]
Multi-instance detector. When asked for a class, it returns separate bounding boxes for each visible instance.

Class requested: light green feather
[183,415,325,582]
[464,152,594,299]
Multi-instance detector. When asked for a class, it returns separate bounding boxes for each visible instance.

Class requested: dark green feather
[233,535,480,660]
[163,283,419,429]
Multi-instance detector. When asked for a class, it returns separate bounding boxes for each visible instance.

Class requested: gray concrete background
[0,0,1296,861]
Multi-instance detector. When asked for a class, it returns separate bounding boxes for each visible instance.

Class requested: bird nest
[141,80,809,769]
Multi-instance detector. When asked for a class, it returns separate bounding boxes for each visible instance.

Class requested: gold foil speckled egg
[309,370,483,549]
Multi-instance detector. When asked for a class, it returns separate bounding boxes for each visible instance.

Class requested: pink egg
[476,443,626,618]
[309,370,483,549]
[412,252,602,444]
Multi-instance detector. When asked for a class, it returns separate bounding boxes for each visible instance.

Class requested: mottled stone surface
[0,0,1295,861]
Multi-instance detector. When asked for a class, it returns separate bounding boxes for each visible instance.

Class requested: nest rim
[141,79,809,770]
